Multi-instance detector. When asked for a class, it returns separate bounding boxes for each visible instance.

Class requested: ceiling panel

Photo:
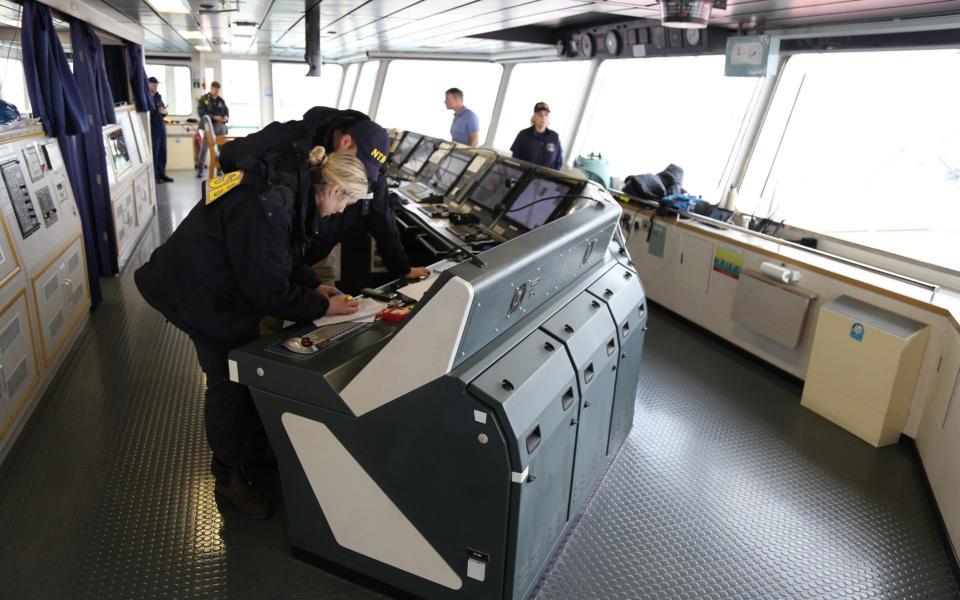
[12,0,955,57]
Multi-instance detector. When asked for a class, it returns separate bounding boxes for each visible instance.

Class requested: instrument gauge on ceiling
[580,33,595,58]
[604,30,621,55]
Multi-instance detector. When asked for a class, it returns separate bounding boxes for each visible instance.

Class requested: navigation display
[427,151,472,194]
[399,139,435,178]
[468,162,525,212]
[389,133,421,166]
[505,178,572,230]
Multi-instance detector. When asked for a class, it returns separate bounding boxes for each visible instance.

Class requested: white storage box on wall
[801,296,929,447]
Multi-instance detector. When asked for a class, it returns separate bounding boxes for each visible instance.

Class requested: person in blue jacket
[510,102,563,170]
[148,77,173,183]
[220,107,430,282]
[135,145,368,519]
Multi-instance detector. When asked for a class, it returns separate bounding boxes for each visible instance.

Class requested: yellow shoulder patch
[206,170,244,205]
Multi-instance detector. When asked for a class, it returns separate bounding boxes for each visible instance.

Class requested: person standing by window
[198,81,230,135]
[148,77,173,183]
[510,102,563,170]
[444,87,479,147]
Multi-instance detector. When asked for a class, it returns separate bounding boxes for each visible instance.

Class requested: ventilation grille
[44,274,60,303]
[6,357,27,398]
[49,310,64,338]
[68,252,80,273]
[0,315,21,355]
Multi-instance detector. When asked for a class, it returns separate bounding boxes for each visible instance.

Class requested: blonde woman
[135,145,373,519]
[510,102,563,170]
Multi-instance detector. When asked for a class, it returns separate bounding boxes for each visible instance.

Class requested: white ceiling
[5,0,960,58]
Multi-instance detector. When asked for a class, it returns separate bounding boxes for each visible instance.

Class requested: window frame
[144,62,194,117]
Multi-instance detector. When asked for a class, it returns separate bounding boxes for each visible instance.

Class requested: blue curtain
[124,42,154,113]
[70,18,119,277]
[20,0,103,307]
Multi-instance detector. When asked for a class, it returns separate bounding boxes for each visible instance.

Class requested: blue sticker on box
[850,322,864,342]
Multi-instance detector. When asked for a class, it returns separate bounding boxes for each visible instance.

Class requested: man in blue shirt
[510,102,563,170]
[445,87,480,146]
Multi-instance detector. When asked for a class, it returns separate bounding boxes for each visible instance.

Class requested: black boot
[214,468,273,519]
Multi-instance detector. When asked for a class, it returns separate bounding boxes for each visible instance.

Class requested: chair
[196,115,237,180]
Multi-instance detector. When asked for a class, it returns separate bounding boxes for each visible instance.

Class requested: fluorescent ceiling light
[145,0,190,15]
[195,45,212,52]
[183,30,204,40]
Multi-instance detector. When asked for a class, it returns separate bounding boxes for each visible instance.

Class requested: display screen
[468,162,526,212]
[107,128,132,177]
[505,178,572,230]
[399,139,435,178]
[389,133,421,166]
[21,146,44,182]
[427,151,472,194]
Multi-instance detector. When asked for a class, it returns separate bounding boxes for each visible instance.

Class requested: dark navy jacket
[197,93,229,121]
[150,91,165,134]
[134,159,328,348]
[510,127,563,170]
[220,107,411,277]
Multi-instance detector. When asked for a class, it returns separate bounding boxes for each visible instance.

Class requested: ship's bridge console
[385,130,597,264]
[229,174,647,600]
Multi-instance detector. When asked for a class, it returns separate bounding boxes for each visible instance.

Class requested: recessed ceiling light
[183,30,204,40]
[195,45,213,52]
[145,0,190,15]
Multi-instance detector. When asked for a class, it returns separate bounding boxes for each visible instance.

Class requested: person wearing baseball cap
[510,101,564,171]
[217,106,428,284]
[134,139,368,518]
[147,76,173,183]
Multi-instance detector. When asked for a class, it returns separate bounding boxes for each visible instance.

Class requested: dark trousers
[152,127,167,178]
[190,335,263,482]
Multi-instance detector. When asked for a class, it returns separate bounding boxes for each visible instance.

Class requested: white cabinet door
[674,233,713,294]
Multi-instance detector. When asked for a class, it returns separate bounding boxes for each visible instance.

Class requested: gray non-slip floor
[0,170,957,599]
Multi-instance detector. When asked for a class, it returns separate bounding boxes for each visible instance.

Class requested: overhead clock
[604,30,621,56]
[725,35,780,77]
[580,33,595,58]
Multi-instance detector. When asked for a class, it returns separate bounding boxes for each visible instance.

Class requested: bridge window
[0,57,30,114]
[738,50,960,271]
[376,59,503,142]
[351,61,380,114]
[338,63,360,109]
[493,61,592,161]
[220,59,261,135]
[272,62,343,122]
[144,63,192,116]
[578,55,759,199]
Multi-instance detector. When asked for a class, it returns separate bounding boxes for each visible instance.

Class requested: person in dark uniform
[134,145,371,519]
[148,77,173,183]
[510,102,563,170]
[221,106,429,283]
[198,81,229,135]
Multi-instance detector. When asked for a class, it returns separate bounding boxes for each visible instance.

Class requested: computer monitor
[427,150,472,195]
[399,139,435,179]
[468,162,526,212]
[505,178,572,230]
[389,133,421,166]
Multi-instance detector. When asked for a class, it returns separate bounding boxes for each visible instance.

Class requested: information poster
[713,246,744,279]
[648,222,667,258]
